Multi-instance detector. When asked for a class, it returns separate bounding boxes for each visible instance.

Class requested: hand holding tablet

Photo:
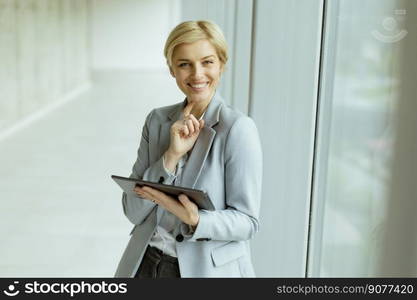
[111,175,215,211]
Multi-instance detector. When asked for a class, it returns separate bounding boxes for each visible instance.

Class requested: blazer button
[158,176,164,184]
[175,234,184,242]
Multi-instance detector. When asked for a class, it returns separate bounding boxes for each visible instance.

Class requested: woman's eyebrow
[176,55,215,62]
[200,55,215,59]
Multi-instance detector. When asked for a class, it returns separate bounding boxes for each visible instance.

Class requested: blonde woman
[115,20,262,278]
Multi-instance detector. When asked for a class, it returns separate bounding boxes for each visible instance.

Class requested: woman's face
[170,39,224,105]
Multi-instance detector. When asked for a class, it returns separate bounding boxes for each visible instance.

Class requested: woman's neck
[190,101,209,119]
[186,91,214,118]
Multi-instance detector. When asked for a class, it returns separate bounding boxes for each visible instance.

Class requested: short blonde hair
[164,20,228,67]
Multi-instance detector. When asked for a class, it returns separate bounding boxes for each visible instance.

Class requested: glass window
[311,0,407,276]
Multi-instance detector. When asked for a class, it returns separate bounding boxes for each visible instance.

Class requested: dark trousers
[134,246,181,278]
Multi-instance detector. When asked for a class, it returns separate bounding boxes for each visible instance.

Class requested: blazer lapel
[181,126,216,188]
[181,93,223,188]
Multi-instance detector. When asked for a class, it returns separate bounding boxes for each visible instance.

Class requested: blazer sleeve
[180,116,263,241]
[122,109,177,225]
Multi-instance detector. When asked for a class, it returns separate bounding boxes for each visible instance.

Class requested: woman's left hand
[134,186,200,226]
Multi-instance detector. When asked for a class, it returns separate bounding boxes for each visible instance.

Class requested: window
[310,0,407,276]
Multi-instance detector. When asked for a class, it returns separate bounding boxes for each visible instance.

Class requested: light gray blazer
[114,93,263,278]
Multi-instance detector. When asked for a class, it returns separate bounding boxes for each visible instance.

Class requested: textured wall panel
[34,0,50,105]
[0,0,19,130]
[0,0,90,133]
[250,0,324,276]
[48,0,62,103]
[61,0,72,93]
[16,0,38,117]
[74,0,89,86]
[68,0,78,90]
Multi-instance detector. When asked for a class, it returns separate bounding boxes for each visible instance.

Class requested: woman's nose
[191,64,204,77]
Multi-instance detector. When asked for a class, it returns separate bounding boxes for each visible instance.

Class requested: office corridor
[0,71,181,276]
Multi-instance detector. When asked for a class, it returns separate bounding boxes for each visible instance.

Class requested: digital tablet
[111,175,215,211]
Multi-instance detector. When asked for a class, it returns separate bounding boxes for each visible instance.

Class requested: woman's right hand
[165,102,205,163]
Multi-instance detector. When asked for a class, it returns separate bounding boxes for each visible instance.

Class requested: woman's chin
[186,90,215,103]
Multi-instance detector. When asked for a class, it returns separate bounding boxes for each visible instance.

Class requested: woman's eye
[203,60,214,65]
[179,63,189,67]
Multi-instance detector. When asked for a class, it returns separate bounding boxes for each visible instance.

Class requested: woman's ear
[169,66,175,78]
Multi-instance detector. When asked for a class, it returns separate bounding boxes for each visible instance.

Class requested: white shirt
[147,153,187,257]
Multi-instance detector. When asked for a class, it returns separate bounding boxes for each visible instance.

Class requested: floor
[0,70,183,277]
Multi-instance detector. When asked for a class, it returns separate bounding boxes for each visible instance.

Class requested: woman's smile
[187,81,210,92]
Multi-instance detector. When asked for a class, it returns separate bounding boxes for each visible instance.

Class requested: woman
[115,20,262,278]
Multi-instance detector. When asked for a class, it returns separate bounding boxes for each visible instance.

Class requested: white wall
[250,0,324,277]
[0,0,90,133]
[91,0,179,70]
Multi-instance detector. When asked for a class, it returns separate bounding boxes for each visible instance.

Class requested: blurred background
[0,0,416,277]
